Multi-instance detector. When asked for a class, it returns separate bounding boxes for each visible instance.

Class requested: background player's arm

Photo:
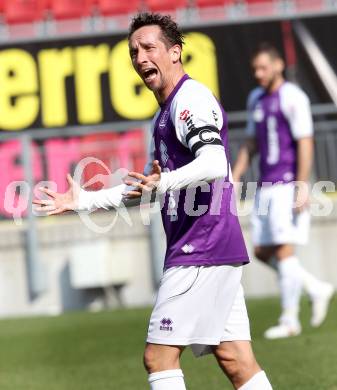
[296,136,313,183]
[232,137,257,182]
[294,136,313,212]
[282,85,314,212]
[233,89,260,183]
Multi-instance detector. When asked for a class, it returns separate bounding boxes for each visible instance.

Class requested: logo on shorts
[160,318,173,331]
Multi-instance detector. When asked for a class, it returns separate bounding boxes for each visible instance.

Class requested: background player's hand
[33,174,80,215]
[233,181,242,199]
[123,160,161,198]
[293,182,310,213]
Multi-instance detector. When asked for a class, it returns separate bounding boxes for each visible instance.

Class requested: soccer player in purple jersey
[233,43,334,340]
[34,14,273,390]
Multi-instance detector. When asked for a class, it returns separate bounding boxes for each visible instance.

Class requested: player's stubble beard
[264,66,284,93]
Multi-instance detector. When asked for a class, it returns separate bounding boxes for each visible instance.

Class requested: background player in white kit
[34,13,273,390]
[233,43,334,339]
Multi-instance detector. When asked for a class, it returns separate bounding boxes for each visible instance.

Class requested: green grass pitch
[0,297,336,390]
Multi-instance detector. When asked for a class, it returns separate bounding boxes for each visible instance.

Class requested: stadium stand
[294,0,325,12]
[194,0,233,7]
[0,0,335,31]
[97,0,141,17]
[4,0,47,24]
[194,0,235,20]
[144,0,188,13]
[244,0,276,16]
[50,0,94,20]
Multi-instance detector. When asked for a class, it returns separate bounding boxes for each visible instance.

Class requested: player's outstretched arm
[33,174,80,216]
[33,162,161,215]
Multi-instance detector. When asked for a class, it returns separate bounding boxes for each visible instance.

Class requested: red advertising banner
[1,130,146,218]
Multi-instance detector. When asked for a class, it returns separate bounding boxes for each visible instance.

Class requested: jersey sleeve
[280,84,314,140]
[170,81,224,156]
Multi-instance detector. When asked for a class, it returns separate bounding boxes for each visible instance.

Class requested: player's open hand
[33,174,80,215]
[123,160,161,198]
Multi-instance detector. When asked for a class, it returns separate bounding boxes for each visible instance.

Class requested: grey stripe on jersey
[185,125,223,155]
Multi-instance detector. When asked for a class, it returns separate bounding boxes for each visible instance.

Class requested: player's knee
[143,344,180,374]
[143,346,158,373]
[214,345,259,387]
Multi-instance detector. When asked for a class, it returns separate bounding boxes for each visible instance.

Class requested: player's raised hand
[123,160,161,198]
[33,174,80,215]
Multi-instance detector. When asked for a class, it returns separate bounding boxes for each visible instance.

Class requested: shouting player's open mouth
[142,68,158,84]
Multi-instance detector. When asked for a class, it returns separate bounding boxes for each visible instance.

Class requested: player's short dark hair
[128,13,185,50]
[251,42,283,61]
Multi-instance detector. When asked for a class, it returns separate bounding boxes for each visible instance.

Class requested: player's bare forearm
[294,136,313,212]
[232,138,257,182]
[296,136,313,183]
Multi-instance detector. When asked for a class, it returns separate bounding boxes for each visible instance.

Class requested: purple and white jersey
[148,74,249,269]
[246,82,313,185]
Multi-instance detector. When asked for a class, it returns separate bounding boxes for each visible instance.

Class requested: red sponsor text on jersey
[179,109,190,121]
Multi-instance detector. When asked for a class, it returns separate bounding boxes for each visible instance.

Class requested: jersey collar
[160,74,190,108]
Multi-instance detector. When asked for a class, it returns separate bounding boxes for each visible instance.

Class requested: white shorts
[147,265,251,357]
[251,183,310,246]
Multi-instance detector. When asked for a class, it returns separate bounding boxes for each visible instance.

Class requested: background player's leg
[256,244,334,329]
[212,341,272,389]
[275,246,303,332]
[254,245,275,263]
[292,257,335,327]
[144,343,186,390]
[256,244,302,339]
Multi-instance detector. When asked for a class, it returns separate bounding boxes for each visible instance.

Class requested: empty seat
[194,0,234,21]
[97,0,141,16]
[4,0,47,24]
[50,0,93,20]
[294,0,325,12]
[245,0,272,2]
[145,0,188,12]
[244,0,276,16]
[195,0,229,7]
